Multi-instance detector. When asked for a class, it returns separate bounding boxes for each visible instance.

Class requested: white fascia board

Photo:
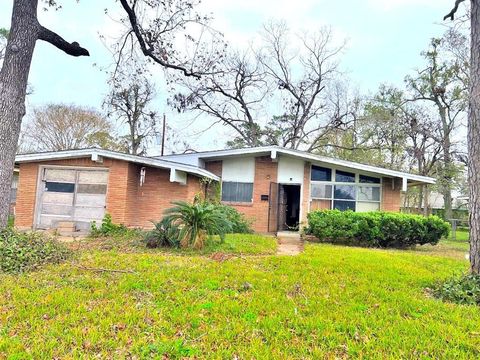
[15,149,219,181]
[185,146,435,185]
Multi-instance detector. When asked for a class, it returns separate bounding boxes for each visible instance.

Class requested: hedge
[306,210,450,248]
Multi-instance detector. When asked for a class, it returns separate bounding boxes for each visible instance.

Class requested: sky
[0,0,464,154]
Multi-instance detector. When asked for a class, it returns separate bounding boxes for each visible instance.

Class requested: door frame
[277,182,302,232]
[34,165,109,229]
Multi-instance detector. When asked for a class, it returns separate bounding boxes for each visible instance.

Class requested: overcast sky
[0,0,462,153]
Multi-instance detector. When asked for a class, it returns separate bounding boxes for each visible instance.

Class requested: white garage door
[36,167,108,230]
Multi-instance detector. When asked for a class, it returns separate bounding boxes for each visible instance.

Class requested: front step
[277,231,301,245]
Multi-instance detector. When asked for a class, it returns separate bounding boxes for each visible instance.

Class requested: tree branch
[444,0,466,21]
[38,26,89,57]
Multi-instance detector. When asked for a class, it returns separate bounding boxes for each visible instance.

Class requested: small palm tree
[164,201,233,249]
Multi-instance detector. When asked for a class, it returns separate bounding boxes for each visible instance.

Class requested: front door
[36,167,108,230]
[278,184,301,231]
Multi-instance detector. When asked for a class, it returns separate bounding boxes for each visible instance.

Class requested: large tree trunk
[0,0,88,229]
[0,0,39,228]
[469,0,480,274]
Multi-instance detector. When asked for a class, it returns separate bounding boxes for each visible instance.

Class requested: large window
[221,182,254,203]
[311,167,381,212]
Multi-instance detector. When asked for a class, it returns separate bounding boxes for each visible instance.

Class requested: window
[334,185,356,200]
[310,166,382,212]
[311,166,332,181]
[45,181,75,193]
[221,182,253,203]
[359,175,381,184]
[335,170,355,183]
[311,184,332,199]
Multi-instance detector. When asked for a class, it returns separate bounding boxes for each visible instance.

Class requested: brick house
[14,146,435,233]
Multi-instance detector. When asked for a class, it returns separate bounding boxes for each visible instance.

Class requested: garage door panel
[45,169,76,182]
[41,204,74,216]
[76,194,106,207]
[77,184,107,195]
[42,192,74,205]
[78,171,108,184]
[37,168,109,229]
[74,207,105,220]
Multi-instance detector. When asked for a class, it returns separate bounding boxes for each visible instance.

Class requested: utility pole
[161,113,166,156]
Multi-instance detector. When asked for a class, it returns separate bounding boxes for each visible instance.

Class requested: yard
[0,232,479,359]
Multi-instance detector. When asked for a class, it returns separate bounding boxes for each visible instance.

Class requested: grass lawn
[1,234,479,359]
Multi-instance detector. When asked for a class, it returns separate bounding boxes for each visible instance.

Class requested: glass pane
[221,182,253,202]
[335,170,355,183]
[358,186,380,201]
[311,184,332,199]
[311,166,332,181]
[334,200,356,211]
[334,185,356,200]
[359,175,381,184]
[311,199,332,210]
[77,184,107,195]
[45,182,75,193]
[357,202,380,212]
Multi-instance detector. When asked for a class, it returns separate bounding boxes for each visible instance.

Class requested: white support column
[271,149,278,162]
[91,152,103,163]
[402,177,408,192]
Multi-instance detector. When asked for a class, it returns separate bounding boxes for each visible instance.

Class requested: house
[14,146,435,233]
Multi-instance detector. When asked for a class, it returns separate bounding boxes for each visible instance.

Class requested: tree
[0,0,89,228]
[405,37,468,221]
[444,0,480,274]
[21,104,121,152]
[105,72,158,156]
[172,50,270,147]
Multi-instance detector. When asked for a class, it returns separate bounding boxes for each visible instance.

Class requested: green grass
[0,235,479,358]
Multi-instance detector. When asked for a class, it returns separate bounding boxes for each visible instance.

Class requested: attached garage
[14,148,220,232]
[36,167,108,230]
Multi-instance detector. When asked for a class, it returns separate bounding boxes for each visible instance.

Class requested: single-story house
[14,146,435,233]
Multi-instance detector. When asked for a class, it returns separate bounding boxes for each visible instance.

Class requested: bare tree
[22,104,117,152]
[0,0,89,228]
[114,0,225,79]
[259,22,345,149]
[105,71,158,156]
[172,50,270,147]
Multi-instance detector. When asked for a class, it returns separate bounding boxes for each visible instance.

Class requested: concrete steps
[276,232,303,255]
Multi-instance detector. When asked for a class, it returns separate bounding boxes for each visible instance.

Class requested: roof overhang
[15,148,220,181]
[169,146,435,186]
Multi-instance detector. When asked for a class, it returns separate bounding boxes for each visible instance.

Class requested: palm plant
[164,201,233,249]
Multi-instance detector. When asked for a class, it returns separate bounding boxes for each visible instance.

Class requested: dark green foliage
[215,204,253,234]
[307,210,450,248]
[144,218,181,248]
[90,213,129,237]
[432,274,480,305]
[0,229,70,274]
[164,201,233,249]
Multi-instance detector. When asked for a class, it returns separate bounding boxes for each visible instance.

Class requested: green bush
[144,218,181,249]
[90,214,130,237]
[0,229,71,274]
[307,210,450,248]
[215,204,253,234]
[432,274,480,305]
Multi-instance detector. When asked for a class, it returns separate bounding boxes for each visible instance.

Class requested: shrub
[432,274,480,305]
[0,229,71,274]
[144,218,181,249]
[90,214,129,237]
[307,210,450,248]
[164,201,233,249]
[215,204,253,234]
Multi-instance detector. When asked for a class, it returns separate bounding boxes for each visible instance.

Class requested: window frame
[221,181,254,203]
[310,166,382,211]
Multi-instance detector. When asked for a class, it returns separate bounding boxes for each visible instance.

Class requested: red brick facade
[15,157,202,230]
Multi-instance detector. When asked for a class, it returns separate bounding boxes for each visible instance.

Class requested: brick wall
[301,162,311,226]
[381,177,402,212]
[15,157,203,229]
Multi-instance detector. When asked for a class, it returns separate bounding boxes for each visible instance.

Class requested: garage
[35,167,109,230]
